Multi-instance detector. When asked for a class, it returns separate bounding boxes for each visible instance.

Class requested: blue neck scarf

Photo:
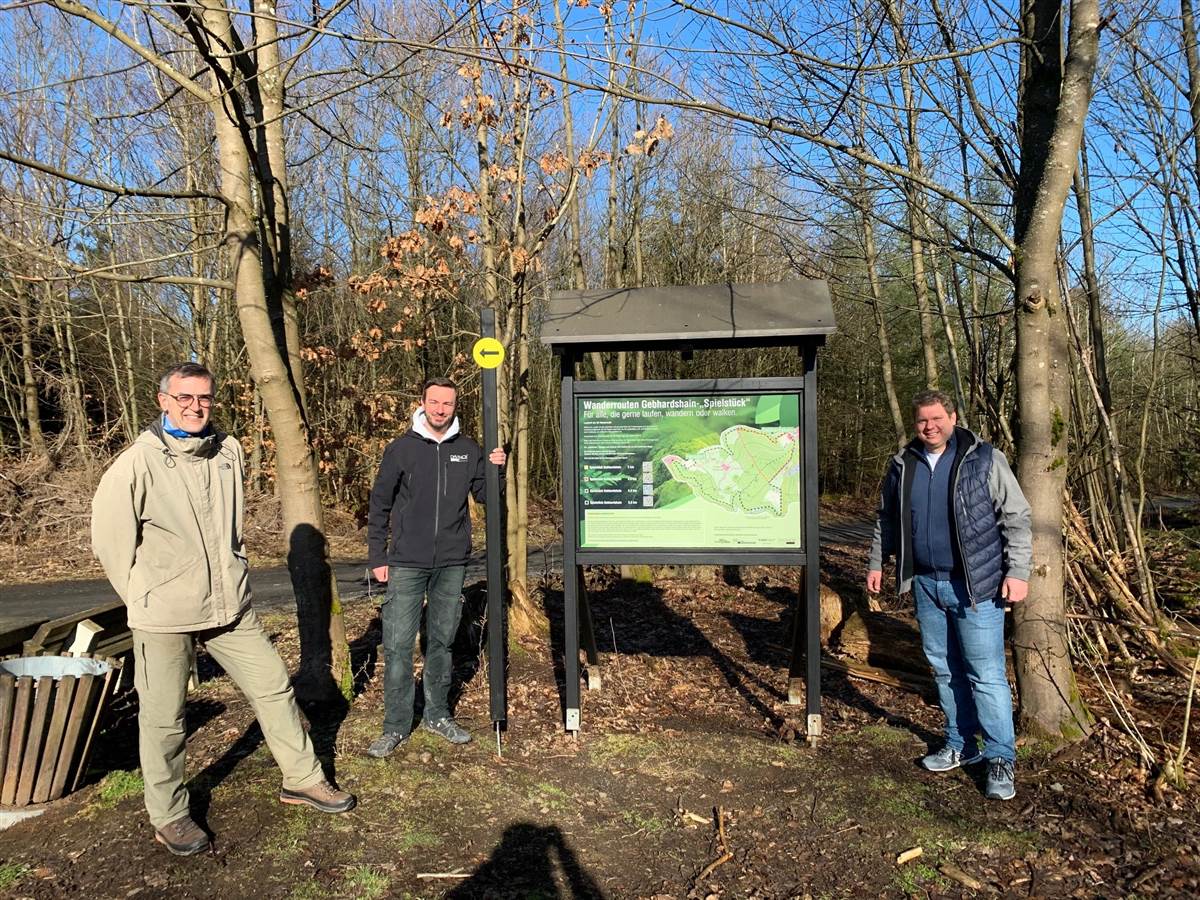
[162,413,210,439]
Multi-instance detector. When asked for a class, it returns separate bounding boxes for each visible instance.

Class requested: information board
[576,392,803,550]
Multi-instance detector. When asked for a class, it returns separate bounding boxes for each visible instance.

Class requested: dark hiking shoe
[367,732,408,758]
[154,815,211,856]
[280,779,357,813]
[921,744,984,772]
[422,716,471,744]
[985,758,1016,800]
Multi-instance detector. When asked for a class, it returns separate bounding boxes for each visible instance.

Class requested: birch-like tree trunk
[14,279,49,466]
[883,0,940,390]
[191,0,349,701]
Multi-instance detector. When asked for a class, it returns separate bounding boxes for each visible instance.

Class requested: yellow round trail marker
[472,337,505,369]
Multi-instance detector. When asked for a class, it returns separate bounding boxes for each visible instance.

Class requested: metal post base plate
[806,713,823,745]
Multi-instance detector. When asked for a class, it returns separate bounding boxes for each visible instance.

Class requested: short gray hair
[159,362,215,393]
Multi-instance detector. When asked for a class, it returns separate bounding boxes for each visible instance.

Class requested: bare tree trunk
[46,283,91,465]
[859,196,907,447]
[196,0,348,701]
[14,279,50,466]
[928,245,968,417]
[554,0,589,298]
[1180,0,1200,345]
[1009,0,1099,743]
[118,285,139,435]
[883,0,941,390]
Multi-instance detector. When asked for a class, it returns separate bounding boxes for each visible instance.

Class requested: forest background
[0,0,1198,763]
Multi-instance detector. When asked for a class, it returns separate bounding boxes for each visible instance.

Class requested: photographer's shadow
[446,822,606,899]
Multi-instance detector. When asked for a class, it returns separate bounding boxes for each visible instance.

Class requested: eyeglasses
[163,392,216,408]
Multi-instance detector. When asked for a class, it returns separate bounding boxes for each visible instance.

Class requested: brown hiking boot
[154,815,212,856]
[279,779,357,813]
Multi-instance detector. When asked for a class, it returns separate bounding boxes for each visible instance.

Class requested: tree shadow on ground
[354,579,489,734]
[539,563,940,746]
[445,822,607,900]
[86,677,226,784]
[541,575,785,730]
[185,608,382,824]
[742,580,939,747]
[448,579,489,720]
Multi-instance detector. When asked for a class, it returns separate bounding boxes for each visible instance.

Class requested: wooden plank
[0,622,42,658]
[94,634,134,660]
[24,600,126,656]
[0,673,15,787]
[15,675,54,805]
[2,675,33,805]
[71,662,119,793]
[68,621,104,656]
[50,672,95,801]
[33,674,77,804]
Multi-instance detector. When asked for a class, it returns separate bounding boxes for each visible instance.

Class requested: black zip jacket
[367,427,490,570]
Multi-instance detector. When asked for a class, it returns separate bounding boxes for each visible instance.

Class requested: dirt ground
[2,517,1199,898]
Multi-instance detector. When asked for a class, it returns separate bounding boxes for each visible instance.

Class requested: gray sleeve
[868,511,886,572]
[867,469,896,572]
[989,449,1032,582]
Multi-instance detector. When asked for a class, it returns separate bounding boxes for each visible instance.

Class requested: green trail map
[661,425,799,517]
[576,393,803,550]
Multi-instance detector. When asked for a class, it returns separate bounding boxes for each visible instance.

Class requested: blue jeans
[913,574,1016,763]
[381,565,467,734]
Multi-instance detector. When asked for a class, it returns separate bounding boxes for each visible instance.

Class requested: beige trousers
[132,609,324,828]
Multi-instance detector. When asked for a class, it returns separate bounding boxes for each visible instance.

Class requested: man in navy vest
[866,390,1031,800]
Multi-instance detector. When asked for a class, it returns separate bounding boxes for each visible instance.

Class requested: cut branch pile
[1065,499,1195,678]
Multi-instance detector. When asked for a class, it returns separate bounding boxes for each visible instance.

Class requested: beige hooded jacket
[91,422,252,632]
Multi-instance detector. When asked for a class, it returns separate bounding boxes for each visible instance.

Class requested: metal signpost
[474,310,507,753]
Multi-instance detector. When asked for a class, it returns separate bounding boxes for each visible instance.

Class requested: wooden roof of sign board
[540,281,836,348]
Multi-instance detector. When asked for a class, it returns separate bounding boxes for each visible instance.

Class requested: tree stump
[833,610,931,678]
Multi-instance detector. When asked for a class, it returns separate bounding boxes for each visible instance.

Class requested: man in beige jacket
[92,363,355,856]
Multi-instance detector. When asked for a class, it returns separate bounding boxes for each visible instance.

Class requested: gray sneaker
[922,744,984,772]
[984,758,1016,800]
[422,716,471,744]
[367,732,407,758]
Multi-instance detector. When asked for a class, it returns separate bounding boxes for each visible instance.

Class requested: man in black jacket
[366,377,505,755]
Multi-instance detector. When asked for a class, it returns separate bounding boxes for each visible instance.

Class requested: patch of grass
[287,881,330,900]
[863,774,930,821]
[264,810,312,857]
[622,809,668,834]
[588,732,694,781]
[1016,738,1064,762]
[591,732,662,762]
[349,757,429,796]
[0,863,31,891]
[953,819,1041,853]
[860,724,915,748]
[92,769,144,809]
[892,861,949,895]
[397,827,440,851]
[340,865,390,899]
[530,782,571,811]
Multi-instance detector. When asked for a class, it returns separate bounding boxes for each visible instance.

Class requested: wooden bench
[0,622,44,659]
[22,600,132,661]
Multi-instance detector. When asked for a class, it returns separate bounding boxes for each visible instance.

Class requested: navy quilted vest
[950,433,1004,600]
